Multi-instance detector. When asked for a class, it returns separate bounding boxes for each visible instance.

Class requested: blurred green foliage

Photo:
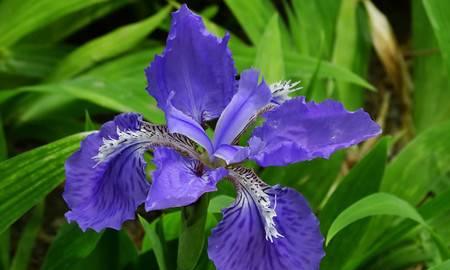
[0,0,449,269]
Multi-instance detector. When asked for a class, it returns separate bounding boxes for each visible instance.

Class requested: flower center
[199,151,227,169]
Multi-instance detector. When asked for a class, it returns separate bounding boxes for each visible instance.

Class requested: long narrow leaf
[0,76,164,124]
[326,193,427,245]
[0,132,88,234]
[177,195,209,270]
[42,223,103,270]
[429,259,450,270]
[0,0,106,47]
[24,0,128,43]
[331,0,371,109]
[140,217,169,270]
[414,0,450,131]
[9,203,44,270]
[0,45,70,78]
[253,14,284,83]
[320,138,389,269]
[47,6,171,81]
[224,0,276,45]
[423,0,450,79]
[0,117,6,160]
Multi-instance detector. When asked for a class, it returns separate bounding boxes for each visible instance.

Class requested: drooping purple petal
[145,4,237,124]
[166,94,213,154]
[208,168,324,270]
[249,97,381,167]
[145,147,227,211]
[64,113,151,232]
[213,69,272,150]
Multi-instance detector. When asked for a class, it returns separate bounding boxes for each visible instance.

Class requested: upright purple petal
[208,168,324,270]
[213,69,272,151]
[146,5,237,123]
[166,94,213,154]
[249,97,381,166]
[64,113,150,231]
[145,147,227,211]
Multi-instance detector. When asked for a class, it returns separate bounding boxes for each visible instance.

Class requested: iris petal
[213,144,249,164]
[249,97,381,166]
[146,147,227,211]
[146,4,236,123]
[64,113,150,231]
[64,113,200,231]
[166,94,214,154]
[213,69,272,149]
[208,167,324,270]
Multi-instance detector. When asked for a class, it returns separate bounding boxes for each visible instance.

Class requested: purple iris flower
[63,5,381,270]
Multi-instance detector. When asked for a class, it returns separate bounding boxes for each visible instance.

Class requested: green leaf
[319,138,389,270]
[423,0,450,79]
[42,223,103,270]
[326,193,427,245]
[284,51,374,90]
[303,43,325,100]
[0,125,7,269]
[200,5,219,19]
[11,47,164,125]
[0,229,8,270]
[0,0,106,47]
[429,259,450,270]
[261,150,344,210]
[0,117,6,160]
[177,195,209,270]
[162,212,182,242]
[413,0,450,131]
[213,45,373,89]
[208,195,234,213]
[9,203,44,270]
[290,0,330,56]
[84,110,98,131]
[224,0,276,45]
[0,44,70,78]
[331,0,371,109]
[353,121,450,267]
[87,47,163,79]
[47,6,171,81]
[354,188,450,269]
[0,76,164,124]
[367,243,433,270]
[23,0,128,44]
[140,217,169,270]
[381,121,450,204]
[320,138,389,231]
[0,132,88,234]
[253,14,284,83]
[73,230,138,270]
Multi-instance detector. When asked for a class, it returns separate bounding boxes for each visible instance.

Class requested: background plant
[0,0,449,269]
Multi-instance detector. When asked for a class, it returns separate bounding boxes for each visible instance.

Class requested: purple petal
[63,113,150,232]
[208,168,324,270]
[213,144,249,165]
[145,147,227,211]
[145,5,236,123]
[166,94,213,154]
[249,97,381,166]
[213,69,272,149]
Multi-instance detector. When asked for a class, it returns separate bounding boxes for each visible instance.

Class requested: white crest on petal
[93,123,199,165]
[93,127,147,164]
[269,80,302,104]
[229,167,283,242]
